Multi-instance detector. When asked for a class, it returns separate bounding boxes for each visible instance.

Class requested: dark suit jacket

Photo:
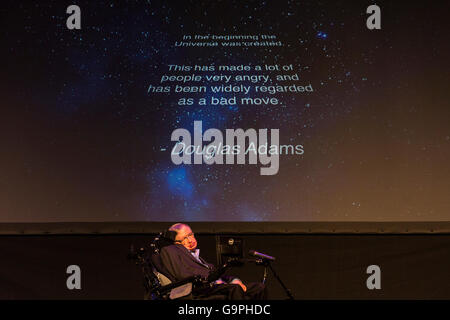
[159,244,267,300]
[159,244,215,281]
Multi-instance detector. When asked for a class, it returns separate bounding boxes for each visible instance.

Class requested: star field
[1,0,449,222]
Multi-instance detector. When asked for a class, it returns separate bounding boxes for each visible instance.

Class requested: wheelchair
[129,231,231,300]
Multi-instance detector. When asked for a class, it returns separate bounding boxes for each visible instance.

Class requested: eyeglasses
[175,232,195,243]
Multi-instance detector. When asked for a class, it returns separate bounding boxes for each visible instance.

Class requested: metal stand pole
[267,262,294,300]
[262,264,269,284]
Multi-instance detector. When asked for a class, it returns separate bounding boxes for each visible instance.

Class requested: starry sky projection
[1,1,449,222]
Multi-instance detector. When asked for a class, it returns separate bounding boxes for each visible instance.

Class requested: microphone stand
[254,258,295,300]
[225,257,295,300]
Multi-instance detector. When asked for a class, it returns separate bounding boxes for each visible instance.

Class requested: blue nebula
[167,167,194,198]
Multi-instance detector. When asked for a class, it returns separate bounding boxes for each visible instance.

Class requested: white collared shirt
[190,248,201,262]
[190,248,210,268]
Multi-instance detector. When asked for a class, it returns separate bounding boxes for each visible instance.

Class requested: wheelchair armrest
[153,275,205,296]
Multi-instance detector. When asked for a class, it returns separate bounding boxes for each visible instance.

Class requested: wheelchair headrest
[161,230,177,242]
[151,230,177,252]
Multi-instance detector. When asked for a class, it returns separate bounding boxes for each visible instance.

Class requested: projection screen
[1,0,449,224]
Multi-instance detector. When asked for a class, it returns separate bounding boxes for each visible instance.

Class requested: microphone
[249,250,275,261]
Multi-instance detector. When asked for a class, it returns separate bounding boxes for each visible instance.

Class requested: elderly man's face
[175,225,197,250]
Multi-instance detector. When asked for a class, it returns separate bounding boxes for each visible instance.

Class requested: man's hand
[214,279,225,285]
[230,278,247,292]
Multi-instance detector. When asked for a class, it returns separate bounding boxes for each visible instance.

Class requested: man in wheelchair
[148,223,266,300]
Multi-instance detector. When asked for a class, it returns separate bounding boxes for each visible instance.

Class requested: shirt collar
[190,248,200,259]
